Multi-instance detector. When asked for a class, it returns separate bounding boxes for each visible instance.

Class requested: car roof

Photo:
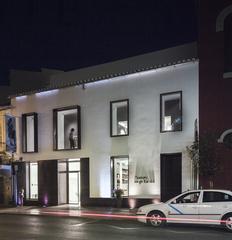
[185,189,232,194]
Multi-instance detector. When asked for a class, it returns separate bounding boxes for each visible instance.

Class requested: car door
[198,191,232,224]
[167,191,201,224]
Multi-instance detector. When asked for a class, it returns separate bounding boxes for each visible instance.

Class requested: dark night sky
[0,0,198,85]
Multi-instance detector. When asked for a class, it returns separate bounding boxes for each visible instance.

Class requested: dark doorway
[161,153,182,202]
[0,177,3,204]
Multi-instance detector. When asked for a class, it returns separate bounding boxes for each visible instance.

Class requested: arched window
[218,129,232,149]
[216,5,232,78]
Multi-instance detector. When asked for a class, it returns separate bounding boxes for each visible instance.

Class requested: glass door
[68,172,80,204]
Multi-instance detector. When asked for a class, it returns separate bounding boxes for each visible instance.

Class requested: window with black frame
[53,106,81,150]
[110,99,129,137]
[160,91,182,132]
[22,113,38,153]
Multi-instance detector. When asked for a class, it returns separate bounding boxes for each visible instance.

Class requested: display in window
[112,157,129,197]
[54,106,81,150]
[160,91,182,132]
[110,100,129,137]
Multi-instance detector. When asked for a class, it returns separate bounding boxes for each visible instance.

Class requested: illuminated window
[111,156,129,197]
[22,113,38,153]
[110,99,129,137]
[53,106,81,150]
[26,162,38,200]
[160,91,182,132]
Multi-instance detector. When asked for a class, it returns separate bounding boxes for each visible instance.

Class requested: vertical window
[111,156,129,197]
[26,162,38,200]
[22,113,38,153]
[53,106,81,150]
[224,14,232,74]
[110,99,129,137]
[160,91,182,132]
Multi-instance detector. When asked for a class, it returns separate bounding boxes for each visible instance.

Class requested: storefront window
[160,91,182,132]
[110,99,129,137]
[22,113,38,153]
[53,106,81,150]
[111,156,129,197]
[26,162,38,200]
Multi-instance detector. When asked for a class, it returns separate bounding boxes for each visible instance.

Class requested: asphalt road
[0,214,231,240]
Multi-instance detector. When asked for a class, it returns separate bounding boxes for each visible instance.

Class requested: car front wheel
[147,211,166,227]
[222,213,232,232]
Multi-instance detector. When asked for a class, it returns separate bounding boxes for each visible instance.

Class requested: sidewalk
[0,205,137,219]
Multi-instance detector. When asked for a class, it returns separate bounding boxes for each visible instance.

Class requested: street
[0,214,231,240]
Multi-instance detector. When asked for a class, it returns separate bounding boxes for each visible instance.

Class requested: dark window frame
[53,105,81,151]
[22,112,38,153]
[110,99,129,137]
[160,91,182,133]
[110,155,129,198]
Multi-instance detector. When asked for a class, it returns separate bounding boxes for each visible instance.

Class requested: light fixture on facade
[35,89,59,97]
[16,95,27,101]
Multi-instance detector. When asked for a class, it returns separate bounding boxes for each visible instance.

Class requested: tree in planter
[0,151,14,164]
[113,188,124,208]
[186,131,222,189]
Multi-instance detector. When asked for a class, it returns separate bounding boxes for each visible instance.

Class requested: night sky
[0,0,197,85]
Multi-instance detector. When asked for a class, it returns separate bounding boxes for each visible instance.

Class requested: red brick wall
[198,0,232,189]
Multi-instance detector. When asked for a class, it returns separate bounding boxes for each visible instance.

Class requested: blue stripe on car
[168,204,183,215]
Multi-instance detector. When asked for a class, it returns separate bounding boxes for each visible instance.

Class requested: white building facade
[10,43,199,207]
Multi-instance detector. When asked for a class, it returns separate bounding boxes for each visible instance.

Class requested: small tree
[0,151,14,164]
[187,131,221,189]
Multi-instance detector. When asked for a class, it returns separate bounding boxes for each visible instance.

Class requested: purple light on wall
[17,196,21,206]
[43,194,48,206]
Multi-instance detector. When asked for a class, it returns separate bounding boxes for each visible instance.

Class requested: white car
[136,189,232,232]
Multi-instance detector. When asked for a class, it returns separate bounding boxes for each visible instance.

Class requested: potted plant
[113,188,124,208]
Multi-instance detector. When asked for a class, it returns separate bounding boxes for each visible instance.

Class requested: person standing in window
[69,128,75,149]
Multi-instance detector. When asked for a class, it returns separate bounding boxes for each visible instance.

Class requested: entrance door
[161,153,182,202]
[58,159,80,205]
[68,172,80,204]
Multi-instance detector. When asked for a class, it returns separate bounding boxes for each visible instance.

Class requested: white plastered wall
[11,61,199,199]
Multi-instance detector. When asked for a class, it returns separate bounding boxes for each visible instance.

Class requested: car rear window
[203,191,232,202]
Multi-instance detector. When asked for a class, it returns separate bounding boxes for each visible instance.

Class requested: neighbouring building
[0,107,13,205]
[9,42,198,207]
[198,0,232,189]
